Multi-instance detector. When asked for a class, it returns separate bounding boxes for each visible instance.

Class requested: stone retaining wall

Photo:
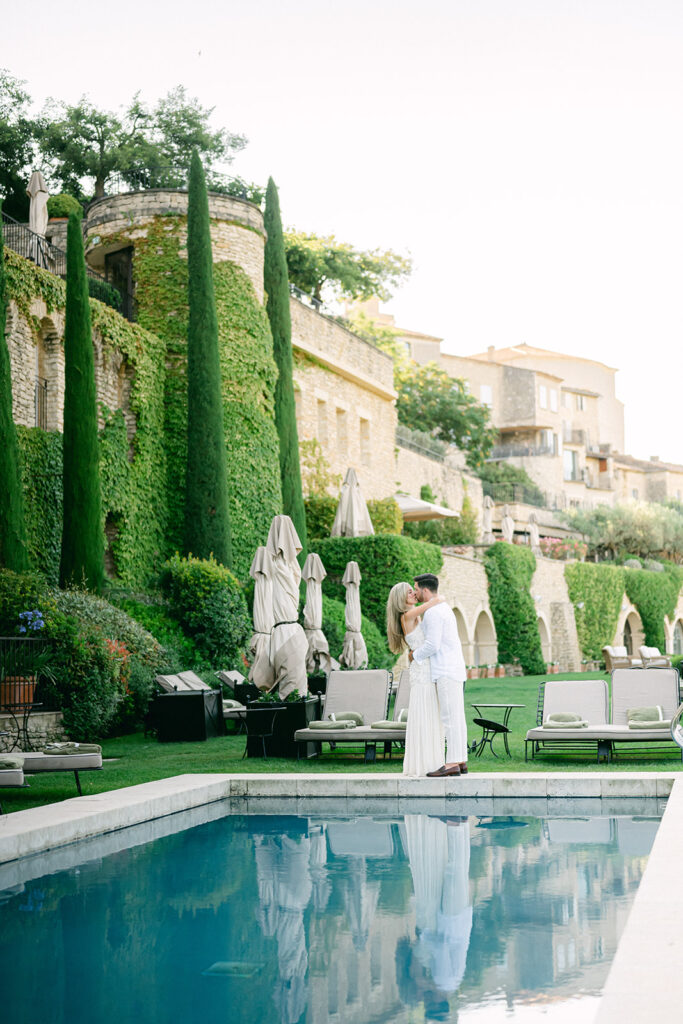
[0,710,66,749]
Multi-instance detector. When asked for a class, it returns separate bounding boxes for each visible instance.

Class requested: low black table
[470,703,525,758]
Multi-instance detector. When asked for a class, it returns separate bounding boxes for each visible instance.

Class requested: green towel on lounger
[544,712,588,728]
[371,720,407,730]
[0,755,23,769]
[308,719,356,730]
[42,742,102,755]
[628,719,671,730]
[330,711,364,726]
[627,706,663,723]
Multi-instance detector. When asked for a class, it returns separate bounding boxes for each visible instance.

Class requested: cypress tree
[60,211,104,591]
[0,213,30,571]
[184,150,232,566]
[264,177,308,560]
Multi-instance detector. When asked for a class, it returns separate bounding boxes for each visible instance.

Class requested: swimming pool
[0,801,661,1024]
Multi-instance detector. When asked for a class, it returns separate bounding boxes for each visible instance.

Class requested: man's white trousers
[435,675,468,764]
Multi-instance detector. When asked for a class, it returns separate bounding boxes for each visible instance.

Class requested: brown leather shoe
[459,763,469,774]
[443,765,462,776]
[426,765,447,777]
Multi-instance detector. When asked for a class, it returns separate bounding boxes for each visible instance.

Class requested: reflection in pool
[0,809,660,1023]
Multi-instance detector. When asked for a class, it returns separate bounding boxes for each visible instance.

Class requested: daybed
[293,668,400,763]
[525,668,681,762]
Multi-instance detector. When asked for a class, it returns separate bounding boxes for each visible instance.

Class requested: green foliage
[0,71,36,220]
[185,151,232,566]
[624,565,683,651]
[395,362,496,470]
[564,562,626,660]
[109,595,199,671]
[313,534,443,633]
[160,554,250,668]
[403,485,478,546]
[265,178,308,562]
[321,595,393,671]
[476,461,546,507]
[343,310,407,367]
[305,495,402,540]
[284,230,412,303]
[367,498,403,535]
[0,568,54,633]
[60,213,104,592]
[87,276,122,313]
[567,501,683,563]
[16,427,62,582]
[0,218,30,571]
[46,193,82,218]
[299,438,341,497]
[128,214,281,579]
[484,544,545,674]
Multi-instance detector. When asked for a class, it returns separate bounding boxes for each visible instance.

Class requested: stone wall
[530,557,582,671]
[0,710,66,749]
[394,447,484,518]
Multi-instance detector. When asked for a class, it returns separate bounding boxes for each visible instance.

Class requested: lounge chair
[293,669,393,763]
[602,645,642,671]
[525,678,610,762]
[13,745,103,796]
[638,646,671,668]
[155,672,246,726]
[0,757,27,814]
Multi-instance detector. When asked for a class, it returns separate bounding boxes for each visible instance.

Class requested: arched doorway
[538,616,551,664]
[473,611,497,667]
[623,612,644,656]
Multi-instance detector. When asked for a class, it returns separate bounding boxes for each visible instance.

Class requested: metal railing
[396,424,448,462]
[2,210,133,320]
[102,167,265,205]
[290,283,324,312]
[481,481,547,508]
[490,444,554,459]
[35,376,48,429]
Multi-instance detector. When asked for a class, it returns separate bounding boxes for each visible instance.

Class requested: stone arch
[452,605,472,666]
[473,609,497,667]
[614,601,644,655]
[537,614,551,664]
[36,316,64,431]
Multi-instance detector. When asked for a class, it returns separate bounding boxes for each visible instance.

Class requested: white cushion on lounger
[20,751,102,771]
[0,768,24,786]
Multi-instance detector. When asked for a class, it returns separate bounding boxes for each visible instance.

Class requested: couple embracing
[386,574,468,778]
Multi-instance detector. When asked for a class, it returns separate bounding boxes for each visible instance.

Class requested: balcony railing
[2,210,133,321]
[396,425,447,462]
[102,167,265,206]
[490,444,554,459]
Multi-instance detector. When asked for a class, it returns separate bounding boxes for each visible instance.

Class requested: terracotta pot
[495,666,504,678]
[486,667,495,678]
[0,675,36,706]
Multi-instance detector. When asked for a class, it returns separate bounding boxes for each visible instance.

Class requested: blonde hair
[386,582,411,655]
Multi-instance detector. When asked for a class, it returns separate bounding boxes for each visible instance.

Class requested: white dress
[403,624,445,777]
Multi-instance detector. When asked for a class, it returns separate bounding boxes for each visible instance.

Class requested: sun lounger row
[155,672,246,722]
[0,744,103,812]
[525,668,681,762]
[294,669,405,763]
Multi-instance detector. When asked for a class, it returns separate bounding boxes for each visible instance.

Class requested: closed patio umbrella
[248,546,276,691]
[302,552,331,675]
[330,467,375,537]
[266,515,309,699]
[26,170,49,268]
[340,561,368,669]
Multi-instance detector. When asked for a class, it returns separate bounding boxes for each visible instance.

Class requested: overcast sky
[6,0,683,463]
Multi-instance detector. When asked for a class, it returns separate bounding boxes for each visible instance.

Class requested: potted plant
[486,664,496,678]
[495,664,505,678]
[0,610,53,707]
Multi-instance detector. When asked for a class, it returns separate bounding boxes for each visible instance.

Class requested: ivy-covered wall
[624,565,683,651]
[564,562,626,660]
[110,215,282,578]
[484,543,545,674]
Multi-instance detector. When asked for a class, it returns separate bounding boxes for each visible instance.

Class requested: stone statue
[528,511,541,555]
[482,495,495,545]
[501,504,515,543]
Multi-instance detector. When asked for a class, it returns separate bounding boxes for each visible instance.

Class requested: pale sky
[5,0,683,463]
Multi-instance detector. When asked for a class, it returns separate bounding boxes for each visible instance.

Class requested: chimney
[487,345,495,361]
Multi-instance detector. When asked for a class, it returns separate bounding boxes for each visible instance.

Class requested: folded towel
[628,720,671,730]
[308,719,356,730]
[542,720,589,729]
[371,720,407,730]
[330,711,364,726]
[627,705,664,723]
[222,699,245,710]
[547,712,585,724]
[0,755,23,769]
[42,742,102,755]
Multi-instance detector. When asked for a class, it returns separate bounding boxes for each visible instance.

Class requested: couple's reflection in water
[252,813,472,1024]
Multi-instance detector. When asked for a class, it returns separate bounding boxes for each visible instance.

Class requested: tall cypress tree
[264,177,308,560]
[60,211,104,591]
[0,213,30,571]
[184,149,232,566]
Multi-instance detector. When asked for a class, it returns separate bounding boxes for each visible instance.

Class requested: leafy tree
[476,460,546,507]
[0,215,30,570]
[0,70,37,220]
[567,502,683,564]
[299,438,341,497]
[60,212,104,591]
[395,361,496,469]
[403,483,478,546]
[38,86,246,198]
[264,178,308,560]
[284,230,412,302]
[184,150,232,567]
[344,310,407,366]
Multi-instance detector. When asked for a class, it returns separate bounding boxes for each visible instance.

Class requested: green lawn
[4,672,681,814]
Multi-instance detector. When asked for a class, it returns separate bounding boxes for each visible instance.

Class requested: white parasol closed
[248,546,275,691]
[27,171,49,237]
[339,561,368,669]
[330,467,375,537]
[266,515,309,698]
[302,552,331,674]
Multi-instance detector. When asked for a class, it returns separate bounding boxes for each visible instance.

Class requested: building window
[336,408,347,454]
[480,384,492,407]
[316,399,328,445]
[563,448,579,482]
[632,488,639,500]
[550,389,558,412]
[576,394,585,411]
[539,385,547,409]
[562,391,570,408]
[359,417,371,466]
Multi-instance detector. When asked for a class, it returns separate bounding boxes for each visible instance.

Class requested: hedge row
[484,543,545,675]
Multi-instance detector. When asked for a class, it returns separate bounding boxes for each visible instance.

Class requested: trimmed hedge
[624,565,683,651]
[484,543,545,674]
[564,562,626,660]
[312,534,443,633]
[305,495,403,540]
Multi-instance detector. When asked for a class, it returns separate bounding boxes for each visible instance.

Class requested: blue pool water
[0,805,660,1024]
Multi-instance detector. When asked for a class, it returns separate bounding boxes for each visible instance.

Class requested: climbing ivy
[16,427,63,583]
[564,562,626,660]
[624,565,683,651]
[484,543,545,674]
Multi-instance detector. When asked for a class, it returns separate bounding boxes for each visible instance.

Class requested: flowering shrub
[17,609,46,634]
[539,537,588,561]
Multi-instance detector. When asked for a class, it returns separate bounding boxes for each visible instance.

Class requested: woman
[386,582,445,777]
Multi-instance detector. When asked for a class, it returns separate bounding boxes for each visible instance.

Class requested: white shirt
[412,602,466,682]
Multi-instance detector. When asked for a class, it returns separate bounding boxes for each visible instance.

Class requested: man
[410,574,468,777]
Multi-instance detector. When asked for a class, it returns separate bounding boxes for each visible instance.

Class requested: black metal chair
[472,717,510,758]
[243,707,283,759]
